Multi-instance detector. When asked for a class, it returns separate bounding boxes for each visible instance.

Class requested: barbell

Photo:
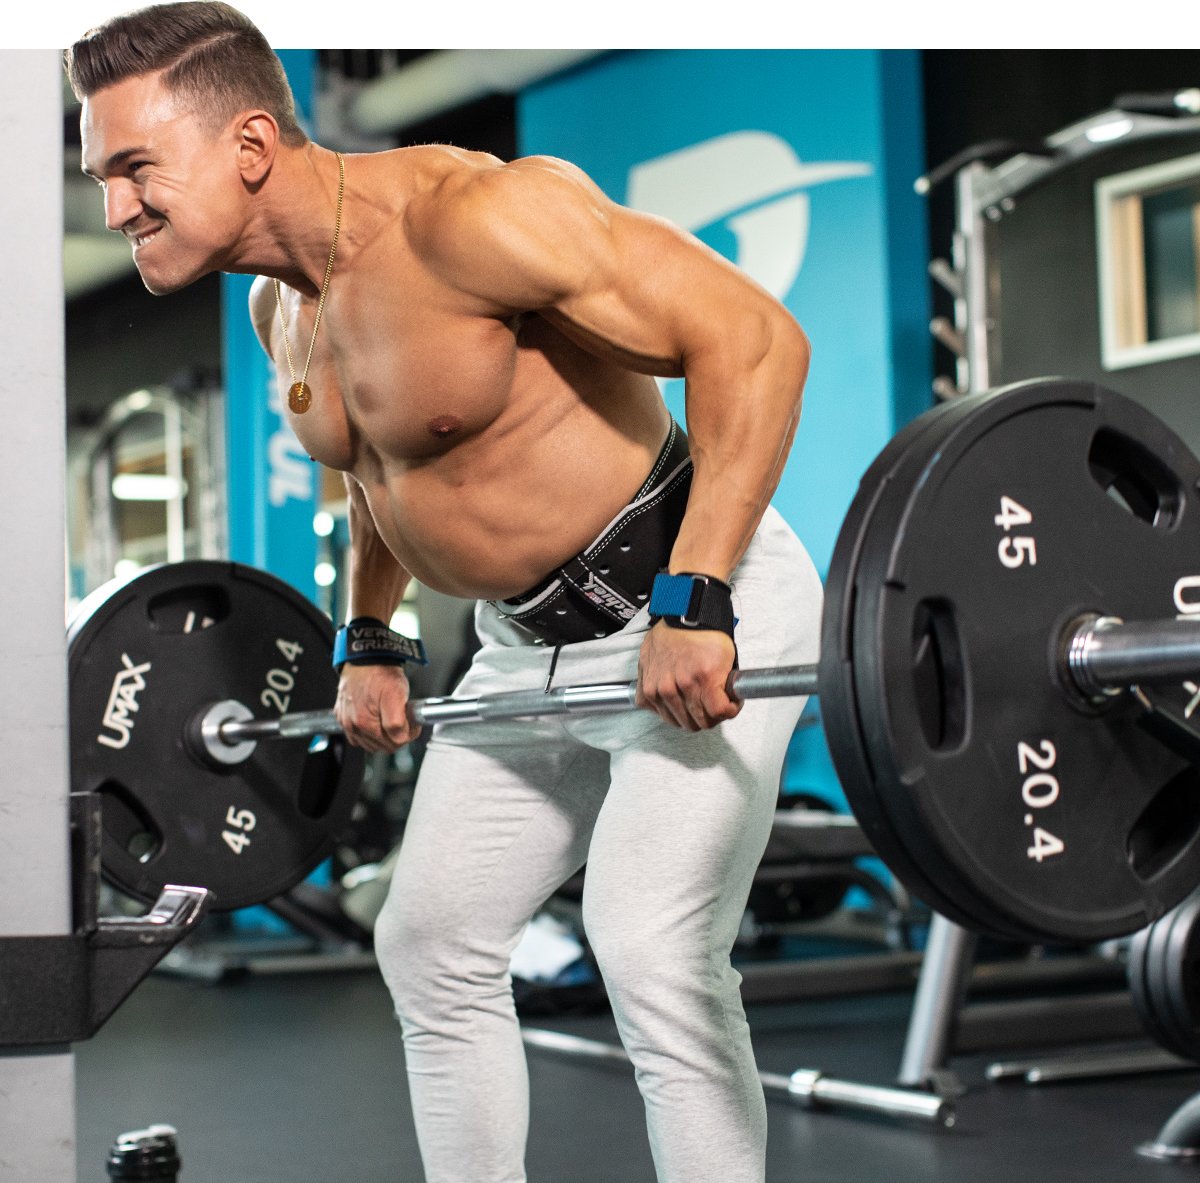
[67,377,1200,939]
[194,614,1197,754]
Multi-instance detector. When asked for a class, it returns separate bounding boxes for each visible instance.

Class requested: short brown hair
[65,2,308,146]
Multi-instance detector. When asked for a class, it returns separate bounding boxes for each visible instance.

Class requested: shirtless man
[68,6,824,1180]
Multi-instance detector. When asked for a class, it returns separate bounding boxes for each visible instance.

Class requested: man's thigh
[387,735,611,946]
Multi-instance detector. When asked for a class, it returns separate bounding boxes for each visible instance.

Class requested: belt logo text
[580,572,637,621]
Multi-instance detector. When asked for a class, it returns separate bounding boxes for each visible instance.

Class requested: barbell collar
[1065,615,1200,701]
[194,700,257,764]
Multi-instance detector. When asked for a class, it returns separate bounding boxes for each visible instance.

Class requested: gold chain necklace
[273,151,345,415]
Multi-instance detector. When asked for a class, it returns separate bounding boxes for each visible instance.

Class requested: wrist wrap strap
[333,617,428,672]
[649,572,738,641]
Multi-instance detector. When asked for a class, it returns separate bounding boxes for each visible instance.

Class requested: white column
[0,48,77,1183]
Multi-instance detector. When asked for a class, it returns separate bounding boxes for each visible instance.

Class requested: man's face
[81,72,241,295]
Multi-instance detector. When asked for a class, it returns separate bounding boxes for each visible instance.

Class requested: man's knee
[375,884,515,1024]
[374,884,464,1010]
[585,903,706,1003]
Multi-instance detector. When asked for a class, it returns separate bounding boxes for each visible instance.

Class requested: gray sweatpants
[375,506,823,1183]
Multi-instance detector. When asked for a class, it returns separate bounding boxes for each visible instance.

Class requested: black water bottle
[106,1124,181,1181]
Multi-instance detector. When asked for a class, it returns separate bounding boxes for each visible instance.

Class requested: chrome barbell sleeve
[1064,615,1200,701]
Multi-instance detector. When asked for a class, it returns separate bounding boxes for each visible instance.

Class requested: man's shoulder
[385,143,501,202]
[423,152,588,209]
[247,275,275,351]
[407,151,597,256]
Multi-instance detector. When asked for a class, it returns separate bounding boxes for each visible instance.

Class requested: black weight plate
[1141,902,1194,1060]
[843,392,1055,941]
[855,379,1200,941]
[820,392,1004,933]
[852,378,1200,943]
[1128,918,1182,1059]
[822,396,1003,933]
[68,560,365,912]
[1159,890,1200,1061]
[1142,900,1190,1059]
[847,393,1031,939]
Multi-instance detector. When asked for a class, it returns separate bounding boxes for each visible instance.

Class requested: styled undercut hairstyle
[65,1,308,146]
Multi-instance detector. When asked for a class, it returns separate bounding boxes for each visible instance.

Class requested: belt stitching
[494,578,571,618]
[495,449,692,623]
[583,460,692,558]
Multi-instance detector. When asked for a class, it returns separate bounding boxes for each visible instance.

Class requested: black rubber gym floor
[75,967,1200,1182]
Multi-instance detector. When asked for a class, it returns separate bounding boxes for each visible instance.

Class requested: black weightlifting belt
[492,421,693,645]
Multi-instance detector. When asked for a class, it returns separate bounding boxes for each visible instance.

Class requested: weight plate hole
[1088,428,1184,530]
[98,780,163,864]
[1127,766,1200,882]
[145,584,231,634]
[297,739,354,820]
[911,598,967,752]
[126,831,158,863]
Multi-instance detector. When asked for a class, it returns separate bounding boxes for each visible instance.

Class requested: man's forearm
[343,475,412,622]
[668,315,811,580]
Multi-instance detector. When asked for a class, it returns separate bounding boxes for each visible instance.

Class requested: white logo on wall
[627,131,873,300]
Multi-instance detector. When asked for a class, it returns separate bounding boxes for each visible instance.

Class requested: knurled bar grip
[219,664,822,745]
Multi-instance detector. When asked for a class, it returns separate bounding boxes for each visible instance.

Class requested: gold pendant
[288,381,312,415]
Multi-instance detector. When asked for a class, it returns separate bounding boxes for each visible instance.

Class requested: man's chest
[275,295,526,469]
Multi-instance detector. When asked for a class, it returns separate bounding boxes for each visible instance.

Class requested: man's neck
[225,142,348,296]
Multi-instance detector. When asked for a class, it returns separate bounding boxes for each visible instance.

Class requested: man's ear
[235,111,279,184]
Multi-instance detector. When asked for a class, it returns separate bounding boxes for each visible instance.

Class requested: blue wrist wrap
[333,617,428,672]
[648,572,738,640]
